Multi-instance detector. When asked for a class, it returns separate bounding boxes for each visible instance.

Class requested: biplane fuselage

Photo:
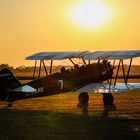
[0,62,113,102]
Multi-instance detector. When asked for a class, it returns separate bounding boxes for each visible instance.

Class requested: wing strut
[69,58,75,66]
[50,60,53,75]
[112,58,133,89]
[32,60,49,79]
[109,60,115,90]
[125,58,133,84]
[42,60,48,76]
[88,60,90,64]
[33,60,37,79]
[82,58,87,65]
[114,60,121,86]
[38,60,42,78]
[121,60,126,84]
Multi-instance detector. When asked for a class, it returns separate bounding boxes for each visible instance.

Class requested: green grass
[0,110,139,140]
[0,90,140,140]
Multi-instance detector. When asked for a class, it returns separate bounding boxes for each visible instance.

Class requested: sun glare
[68,1,113,29]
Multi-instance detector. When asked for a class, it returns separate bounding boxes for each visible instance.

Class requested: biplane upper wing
[76,83,140,93]
[26,50,140,60]
[26,51,88,60]
[84,50,140,60]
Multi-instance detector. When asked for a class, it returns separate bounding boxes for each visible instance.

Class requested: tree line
[0,63,140,74]
[0,63,63,73]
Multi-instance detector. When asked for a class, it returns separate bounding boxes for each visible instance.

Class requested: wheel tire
[78,92,89,104]
[103,93,114,105]
[8,102,12,107]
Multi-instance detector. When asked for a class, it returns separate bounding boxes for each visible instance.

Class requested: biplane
[0,50,140,107]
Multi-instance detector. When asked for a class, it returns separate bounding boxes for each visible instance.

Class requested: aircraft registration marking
[25,87,44,96]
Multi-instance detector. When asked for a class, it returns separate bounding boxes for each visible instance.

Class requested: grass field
[0,79,140,140]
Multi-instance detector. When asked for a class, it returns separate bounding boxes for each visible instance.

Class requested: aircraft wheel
[8,102,12,107]
[78,92,89,104]
[102,93,114,105]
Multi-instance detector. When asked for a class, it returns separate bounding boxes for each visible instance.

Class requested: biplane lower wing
[76,83,140,93]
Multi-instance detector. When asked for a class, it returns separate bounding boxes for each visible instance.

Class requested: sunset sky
[0,0,140,67]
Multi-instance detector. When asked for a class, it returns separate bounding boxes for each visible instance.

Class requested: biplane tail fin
[0,68,21,100]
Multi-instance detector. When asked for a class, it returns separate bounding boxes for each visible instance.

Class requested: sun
[68,1,113,29]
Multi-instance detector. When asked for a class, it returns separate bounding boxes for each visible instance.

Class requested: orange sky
[0,0,140,67]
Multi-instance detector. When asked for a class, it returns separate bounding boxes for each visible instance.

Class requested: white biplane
[0,50,140,107]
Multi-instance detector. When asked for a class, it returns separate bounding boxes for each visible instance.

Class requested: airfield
[0,81,140,140]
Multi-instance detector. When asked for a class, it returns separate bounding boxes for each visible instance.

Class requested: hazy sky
[0,0,140,66]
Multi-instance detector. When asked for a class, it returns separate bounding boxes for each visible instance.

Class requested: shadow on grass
[102,104,117,117]
[0,108,139,140]
[77,102,89,116]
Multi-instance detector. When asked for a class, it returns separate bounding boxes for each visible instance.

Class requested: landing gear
[102,93,114,105]
[78,92,89,104]
[78,92,114,105]
[7,102,12,107]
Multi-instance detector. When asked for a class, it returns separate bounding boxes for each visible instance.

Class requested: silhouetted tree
[0,63,14,70]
